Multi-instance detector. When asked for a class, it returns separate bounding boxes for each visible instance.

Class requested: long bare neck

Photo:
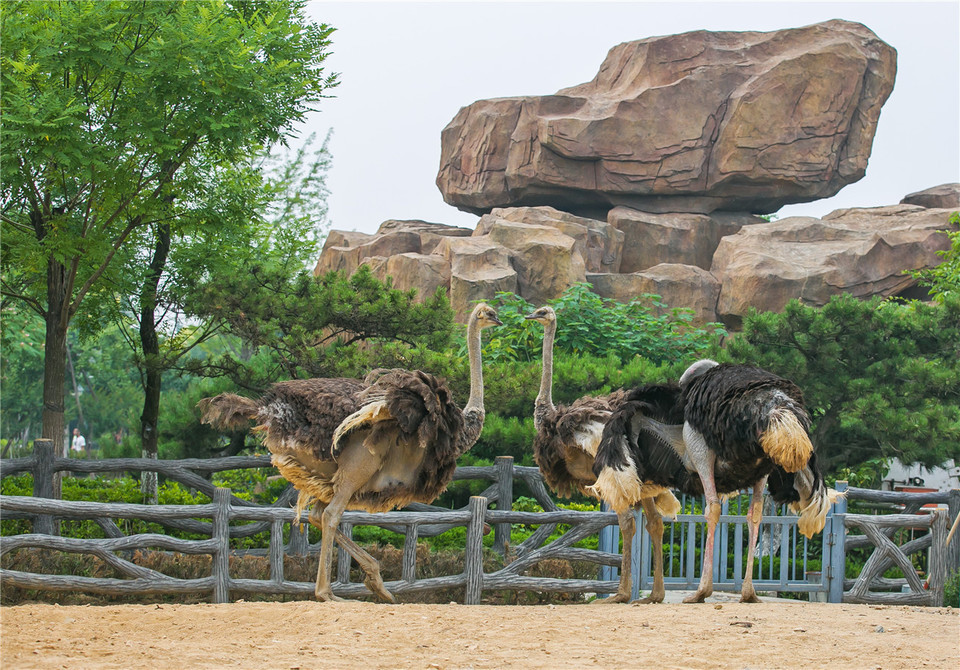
[536,319,556,413]
[464,316,485,414]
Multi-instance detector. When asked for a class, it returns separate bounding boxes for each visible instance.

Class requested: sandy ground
[1,598,957,669]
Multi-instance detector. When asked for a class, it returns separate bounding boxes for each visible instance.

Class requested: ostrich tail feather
[293,489,314,531]
[827,488,847,504]
[588,464,642,514]
[760,408,813,473]
[654,490,682,521]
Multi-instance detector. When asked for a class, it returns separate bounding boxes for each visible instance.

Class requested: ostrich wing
[332,369,464,457]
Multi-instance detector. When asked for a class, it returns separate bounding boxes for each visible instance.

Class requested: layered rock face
[437,20,897,216]
[315,197,956,325]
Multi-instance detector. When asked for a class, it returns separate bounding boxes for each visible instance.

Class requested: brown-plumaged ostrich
[525,305,681,603]
[198,302,501,602]
[591,359,838,603]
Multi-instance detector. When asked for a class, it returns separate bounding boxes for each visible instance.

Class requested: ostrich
[525,305,681,603]
[591,359,838,603]
[198,302,501,602]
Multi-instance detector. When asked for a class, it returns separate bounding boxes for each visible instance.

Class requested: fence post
[337,523,353,584]
[947,489,960,584]
[493,456,514,555]
[928,510,948,607]
[827,480,848,603]
[288,516,309,556]
[212,487,232,604]
[31,439,57,536]
[463,496,487,604]
[269,518,285,584]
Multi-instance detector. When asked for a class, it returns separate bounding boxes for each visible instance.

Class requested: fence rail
[2,442,957,606]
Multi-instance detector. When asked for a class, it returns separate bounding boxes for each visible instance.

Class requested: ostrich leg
[682,424,719,604]
[307,505,396,603]
[313,446,384,602]
[635,496,666,604]
[739,477,768,603]
[595,509,637,604]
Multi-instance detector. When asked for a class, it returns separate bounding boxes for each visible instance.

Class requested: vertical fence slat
[31,439,56,536]
[337,523,353,584]
[402,523,419,583]
[287,517,309,556]
[493,456,514,556]
[635,508,647,600]
[212,487,231,604]
[463,496,486,605]
[828,480,848,603]
[597,501,617,585]
[947,490,960,584]
[269,518,284,584]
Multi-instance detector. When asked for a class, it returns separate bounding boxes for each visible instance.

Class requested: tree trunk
[43,254,70,501]
[138,222,171,504]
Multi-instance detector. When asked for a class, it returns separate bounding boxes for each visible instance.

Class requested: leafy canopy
[477,283,725,365]
[1,0,336,323]
[725,293,960,470]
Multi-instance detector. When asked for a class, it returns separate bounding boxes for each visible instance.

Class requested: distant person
[71,427,86,455]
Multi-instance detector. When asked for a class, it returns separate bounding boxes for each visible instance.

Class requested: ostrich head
[679,358,719,388]
[524,305,556,325]
[470,302,502,329]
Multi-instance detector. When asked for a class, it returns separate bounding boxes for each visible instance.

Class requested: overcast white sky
[300,1,960,236]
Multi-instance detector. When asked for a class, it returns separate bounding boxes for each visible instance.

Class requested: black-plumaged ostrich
[591,359,838,603]
[525,305,681,603]
[198,302,501,602]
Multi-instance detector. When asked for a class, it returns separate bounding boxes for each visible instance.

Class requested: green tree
[725,294,960,471]
[191,265,456,391]
[0,0,336,459]
[909,212,960,303]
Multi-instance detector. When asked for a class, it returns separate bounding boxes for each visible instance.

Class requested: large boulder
[474,218,586,304]
[361,252,452,300]
[712,205,958,326]
[609,208,764,272]
[900,183,960,210]
[437,20,896,216]
[432,236,519,319]
[588,264,721,325]
[487,206,624,273]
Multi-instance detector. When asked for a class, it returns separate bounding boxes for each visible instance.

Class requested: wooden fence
[1,440,957,605]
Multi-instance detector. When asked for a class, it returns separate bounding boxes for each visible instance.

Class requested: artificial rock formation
[712,204,958,327]
[437,20,897,216]
[900,183,960,210]
[587,264,722,325]
[608,208,764,273]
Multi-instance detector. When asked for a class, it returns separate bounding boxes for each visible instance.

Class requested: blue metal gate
[599,482,849,601]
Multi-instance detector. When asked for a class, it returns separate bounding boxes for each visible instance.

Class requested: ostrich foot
[363,573,396,604]
[682,589,710,604]
[315,587,345,602]
[739,589,761,604]
[592,592,630,604]
[631,593,665,604]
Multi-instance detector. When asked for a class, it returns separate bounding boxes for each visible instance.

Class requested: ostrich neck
[535,319,556,415]
[463,315,485,415]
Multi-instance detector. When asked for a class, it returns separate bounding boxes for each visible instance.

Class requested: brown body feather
[534,390,627,498]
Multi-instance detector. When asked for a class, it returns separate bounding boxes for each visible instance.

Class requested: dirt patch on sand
[2,600,957,669]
